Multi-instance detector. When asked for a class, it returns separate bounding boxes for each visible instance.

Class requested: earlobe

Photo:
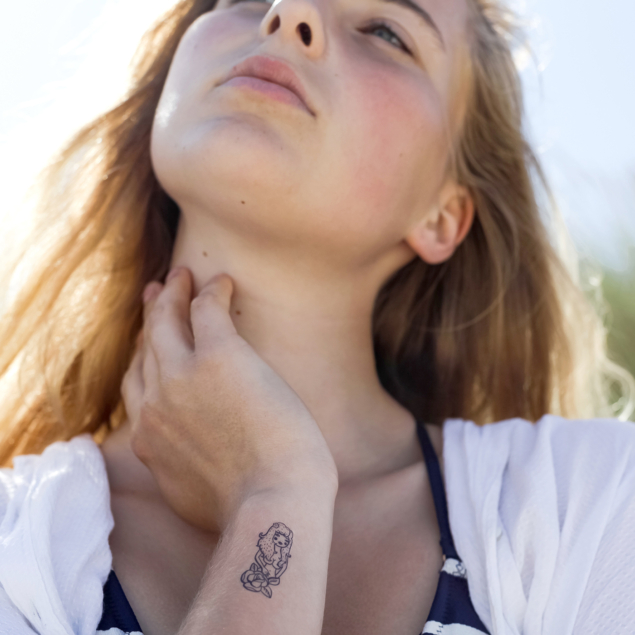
[405,184,475,265]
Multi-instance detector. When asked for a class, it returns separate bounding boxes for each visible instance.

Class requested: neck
[149,210,419,482]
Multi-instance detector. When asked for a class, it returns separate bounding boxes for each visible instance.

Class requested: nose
[259,0,326,59]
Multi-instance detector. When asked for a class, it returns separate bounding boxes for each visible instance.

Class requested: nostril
[268,15,280,34]
[297,23,312,46]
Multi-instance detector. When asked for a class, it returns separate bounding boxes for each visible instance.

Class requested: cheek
[162,10,257,88]
[334,63,449,231]
[151,12,256,190]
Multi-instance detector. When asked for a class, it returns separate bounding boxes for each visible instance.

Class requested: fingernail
[166,267,181,282]
[142,284,155,303]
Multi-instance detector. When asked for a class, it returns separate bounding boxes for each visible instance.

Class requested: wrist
[244,477,338,510]
[243,452,339,504]
[221,483,336,539]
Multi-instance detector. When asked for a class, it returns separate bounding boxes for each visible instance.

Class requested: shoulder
[442,416,635,634]
[0,434,114,635]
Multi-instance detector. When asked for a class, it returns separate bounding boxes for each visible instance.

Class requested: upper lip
[220,55,315,116]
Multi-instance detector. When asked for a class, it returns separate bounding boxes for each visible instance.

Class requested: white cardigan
[1,415,634,634]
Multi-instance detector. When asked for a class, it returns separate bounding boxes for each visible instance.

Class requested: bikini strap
[415,420,460,561]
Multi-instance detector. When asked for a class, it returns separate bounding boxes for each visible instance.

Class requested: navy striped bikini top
[97,420,489,635]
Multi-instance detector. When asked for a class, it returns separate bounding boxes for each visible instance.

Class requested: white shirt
[1,415,634,634]
[0,435,113,635]
[443,415,635,634]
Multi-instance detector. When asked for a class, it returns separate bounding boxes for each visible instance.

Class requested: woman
[0,0,633,633]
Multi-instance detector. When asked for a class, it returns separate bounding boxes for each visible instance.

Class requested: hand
[121,267,338,533]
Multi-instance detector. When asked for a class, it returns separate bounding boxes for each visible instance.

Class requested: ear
[405,181,475,265]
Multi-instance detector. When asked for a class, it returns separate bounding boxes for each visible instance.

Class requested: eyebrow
[378,0,446,52]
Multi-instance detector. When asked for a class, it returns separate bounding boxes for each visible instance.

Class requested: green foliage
[600,254,635,420]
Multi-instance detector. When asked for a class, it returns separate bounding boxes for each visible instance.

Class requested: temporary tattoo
[240,522,293,598]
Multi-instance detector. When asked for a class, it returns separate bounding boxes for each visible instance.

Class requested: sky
[519,0,635,270]
[0,0,634,269]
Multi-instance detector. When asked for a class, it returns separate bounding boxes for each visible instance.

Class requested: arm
[123,270,340,631]
[254,548,269,572]
[275,559,290,578]
[179,486,336,635]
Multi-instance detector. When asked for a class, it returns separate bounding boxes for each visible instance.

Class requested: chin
[151,114,304,210]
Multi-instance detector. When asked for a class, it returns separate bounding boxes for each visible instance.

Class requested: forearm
[178,485,337,635]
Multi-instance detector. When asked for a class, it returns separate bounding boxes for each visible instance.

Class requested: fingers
[143,267,195,370]
[141,268,241,366]
[190,273,240,356]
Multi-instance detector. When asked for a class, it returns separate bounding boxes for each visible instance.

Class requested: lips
[219,55,315,116]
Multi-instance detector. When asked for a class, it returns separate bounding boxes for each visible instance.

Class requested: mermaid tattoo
[240,522,293,598]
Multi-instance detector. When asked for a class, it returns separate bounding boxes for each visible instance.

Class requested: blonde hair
[0,0,631,467]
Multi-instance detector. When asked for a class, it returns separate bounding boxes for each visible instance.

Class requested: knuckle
[191,350,225,379]
[177,355,204,383]
[195,340,243,375]
[158,368,183,394]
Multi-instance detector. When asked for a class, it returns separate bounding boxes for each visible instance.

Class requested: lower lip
[221,76,311,114]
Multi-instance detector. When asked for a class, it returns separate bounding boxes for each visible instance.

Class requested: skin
[147,0,472,482]
[99,0,475,631]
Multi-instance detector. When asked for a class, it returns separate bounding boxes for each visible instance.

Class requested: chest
[108,464,442,635]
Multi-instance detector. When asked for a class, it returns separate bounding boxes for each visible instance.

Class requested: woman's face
[151,0,470,268]
[274,531,289,547]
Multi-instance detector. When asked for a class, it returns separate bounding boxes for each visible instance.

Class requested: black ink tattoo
[240,522,293,598]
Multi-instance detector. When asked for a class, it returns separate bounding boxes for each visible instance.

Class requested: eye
[362,20,412,55]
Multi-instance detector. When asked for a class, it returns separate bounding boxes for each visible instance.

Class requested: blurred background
[0,0,634,407]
